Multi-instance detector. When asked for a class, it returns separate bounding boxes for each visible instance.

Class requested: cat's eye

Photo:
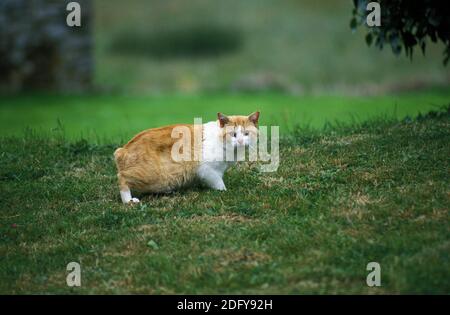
[233,132,237,137]
[244,131,249,136]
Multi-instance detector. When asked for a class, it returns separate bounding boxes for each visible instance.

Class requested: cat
[114,112,260,204]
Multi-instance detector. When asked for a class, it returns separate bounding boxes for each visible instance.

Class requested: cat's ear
[248,111,260,125]
[218,112,229,128]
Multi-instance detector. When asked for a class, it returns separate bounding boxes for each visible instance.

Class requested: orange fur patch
[114,124,199,193]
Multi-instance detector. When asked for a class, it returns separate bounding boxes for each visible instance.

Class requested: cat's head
[217,112,259,148]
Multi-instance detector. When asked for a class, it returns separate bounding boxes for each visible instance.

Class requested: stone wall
[0,0,92,92]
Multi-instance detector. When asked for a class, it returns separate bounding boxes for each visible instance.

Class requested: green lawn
[0,104,449,294]
[0,90,449,142]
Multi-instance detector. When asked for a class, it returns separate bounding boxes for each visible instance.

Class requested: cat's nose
[238,138,244,144]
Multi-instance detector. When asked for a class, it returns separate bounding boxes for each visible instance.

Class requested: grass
[1,90,449,142]
[0,107,449,294]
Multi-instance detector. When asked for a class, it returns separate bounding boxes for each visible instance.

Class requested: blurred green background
[94,0,449,94]
[1,0,449,140]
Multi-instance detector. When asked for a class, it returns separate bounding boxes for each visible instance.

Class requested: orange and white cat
[114,112,259,204]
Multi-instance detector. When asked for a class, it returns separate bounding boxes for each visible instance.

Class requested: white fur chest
[200,121,231,171]
[195,121,231,190]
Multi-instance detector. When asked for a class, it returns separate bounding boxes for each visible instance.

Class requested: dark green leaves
[350,0,450,65]
[365,33,373,46]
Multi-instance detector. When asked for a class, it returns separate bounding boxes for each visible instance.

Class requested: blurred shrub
[351,0,450,65]
[109,25,242,58]
[0,0,93,92]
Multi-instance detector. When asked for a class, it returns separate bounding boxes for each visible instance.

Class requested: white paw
[123,197,140,205]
